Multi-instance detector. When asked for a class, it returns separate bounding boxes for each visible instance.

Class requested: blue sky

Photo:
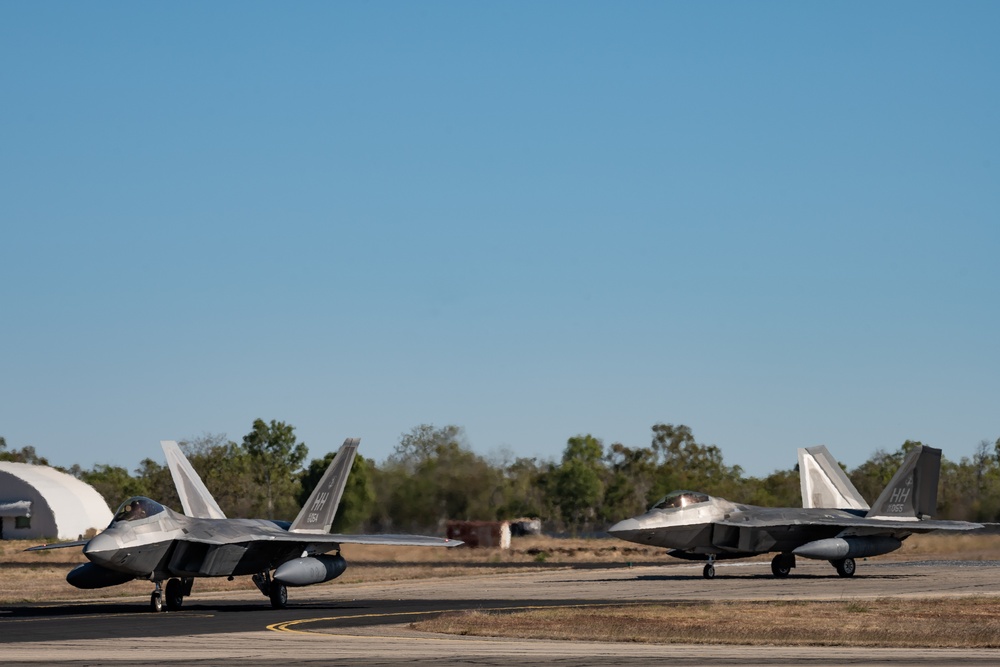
[2,3,998,478]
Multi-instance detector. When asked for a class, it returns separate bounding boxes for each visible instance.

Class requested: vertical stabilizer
[290,438,360,534]
[160,440,227,519]
[798,445,870,510]
[867,446,941,520]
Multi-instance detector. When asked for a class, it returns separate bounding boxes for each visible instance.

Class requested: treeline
[3,423,1000,534]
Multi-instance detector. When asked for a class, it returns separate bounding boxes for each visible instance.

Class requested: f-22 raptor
[608,445,982,579]
[30,438,459,611]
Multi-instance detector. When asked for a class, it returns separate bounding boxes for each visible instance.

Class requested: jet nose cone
[607,518,641,536]
[83,532,118,562]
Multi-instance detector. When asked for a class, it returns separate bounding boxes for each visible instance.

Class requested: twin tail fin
[290,438,360,534]
[867,445,941,520]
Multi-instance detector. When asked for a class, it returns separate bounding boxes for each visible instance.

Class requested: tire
[165,578,183,611]
[150,592,163,613]
[269,582,288,609]
[771,554,793,578]
[834,557,856,577]
[703,563,716,579]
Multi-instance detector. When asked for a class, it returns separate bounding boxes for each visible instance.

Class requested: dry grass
[893,532,1000,560]
[413,598,1000,648]
[3,533,999,605]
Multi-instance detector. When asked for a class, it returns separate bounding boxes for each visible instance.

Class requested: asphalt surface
[2,558,999,665]
[0,597,616,643]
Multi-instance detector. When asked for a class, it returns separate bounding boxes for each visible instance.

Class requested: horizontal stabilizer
[798,445,869,510]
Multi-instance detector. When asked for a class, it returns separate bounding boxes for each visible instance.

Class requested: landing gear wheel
[833,557,856,577]
[165,578,184,611]
[269,582,288,609]
[150,591,163,613]
[702,563,716,579]
[771,553,794,578]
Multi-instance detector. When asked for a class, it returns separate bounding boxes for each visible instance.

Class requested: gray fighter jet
[608,445,982,579]
[29,438,459,611]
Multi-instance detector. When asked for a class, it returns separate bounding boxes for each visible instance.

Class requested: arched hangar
[0,462,113,540]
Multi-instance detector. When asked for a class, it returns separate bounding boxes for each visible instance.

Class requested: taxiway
[2,559,999,665]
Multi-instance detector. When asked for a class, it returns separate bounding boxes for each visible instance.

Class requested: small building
[0,462,113,540]
[445,520,512,549]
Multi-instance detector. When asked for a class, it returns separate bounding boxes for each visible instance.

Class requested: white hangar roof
[0,461,113,539]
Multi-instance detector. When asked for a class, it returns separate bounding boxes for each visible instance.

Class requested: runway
[2,559,999,665]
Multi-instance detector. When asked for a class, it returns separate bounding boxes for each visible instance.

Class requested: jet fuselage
[609,495,872,558]
[81,501,305,581]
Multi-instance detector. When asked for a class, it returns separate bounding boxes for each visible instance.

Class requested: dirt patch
[413,597,1000,647]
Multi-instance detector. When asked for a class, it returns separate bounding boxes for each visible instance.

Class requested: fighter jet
[608,445,982,579]
[29,438,459,611]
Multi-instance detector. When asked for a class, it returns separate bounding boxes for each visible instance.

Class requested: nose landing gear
[150,577,193,612]
[149,580,163,612]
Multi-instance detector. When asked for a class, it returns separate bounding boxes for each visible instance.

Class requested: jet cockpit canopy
[650,490,710,511]
[112,497,166,523]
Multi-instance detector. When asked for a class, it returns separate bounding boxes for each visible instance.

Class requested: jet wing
[161,528,460,578]
[174,530,460,548]
[329,534,462,547]
[25,539,90,551]
[715,515,982,533]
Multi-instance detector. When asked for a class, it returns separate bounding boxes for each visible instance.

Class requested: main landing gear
[252,570,287,609]
[767,554,856,578]
[149,578,193,612]
[702,556,716,579]
[771,553,795,578]
[832,557,856,577]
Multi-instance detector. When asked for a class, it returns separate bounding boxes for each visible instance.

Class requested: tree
[242,419,308,520]
[849,441,922,505]
[389,424,466,472]
[180,434,256,517]
[492,454,552,521]
[602,442,659,521]
[0,437,50,466]
[741,467,801,507]
[550,435,605,535]
[134,457,181,512]
[373,424,501,531]
[80,464,148,509]
[649,423,744,501]
[936,440,1000,522]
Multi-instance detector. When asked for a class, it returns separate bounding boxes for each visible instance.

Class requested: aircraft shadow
[545,572,915,584]
[0,599,367,618]
[633,572,911,581]
[357,561,662,570]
